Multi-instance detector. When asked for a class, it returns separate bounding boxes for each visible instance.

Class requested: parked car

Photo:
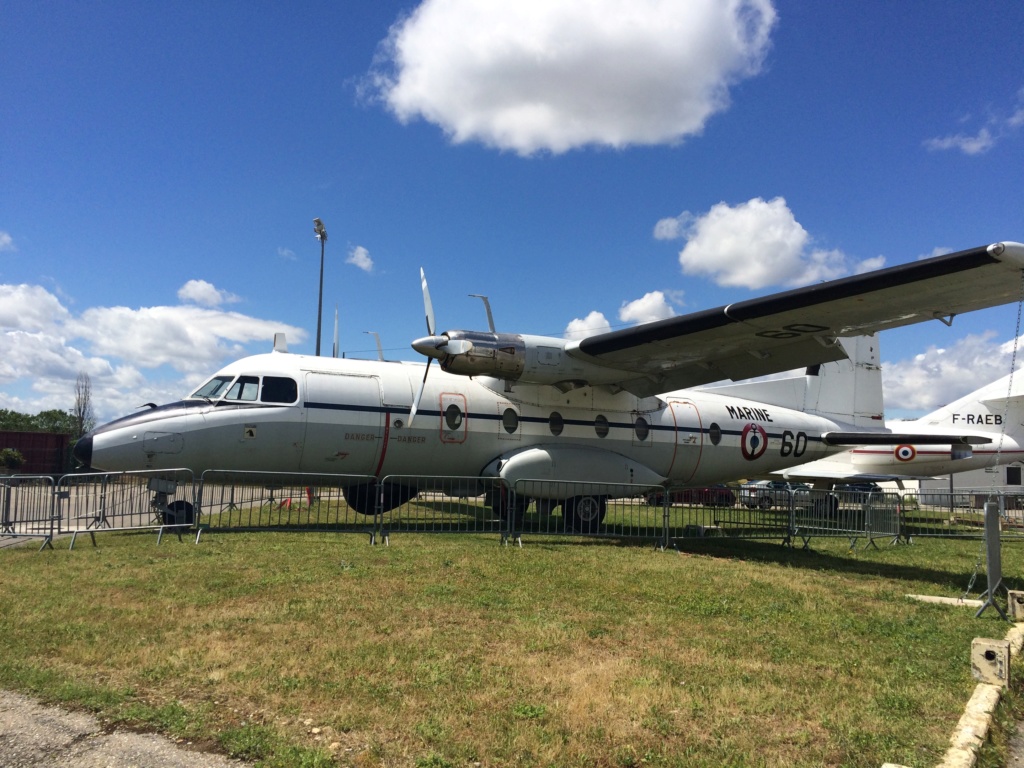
[647,484,736,507]
[833,482,883,503]
[738,480,812,510]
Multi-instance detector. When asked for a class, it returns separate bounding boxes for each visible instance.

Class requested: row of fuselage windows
[497,408,722,444]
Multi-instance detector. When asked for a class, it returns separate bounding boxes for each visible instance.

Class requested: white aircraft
[74,241,1024,530]
[775,367,1024,484]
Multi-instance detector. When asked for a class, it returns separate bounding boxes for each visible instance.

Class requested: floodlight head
[313,217,327,242]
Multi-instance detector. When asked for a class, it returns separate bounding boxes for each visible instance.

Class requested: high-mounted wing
[568,242,1024,396]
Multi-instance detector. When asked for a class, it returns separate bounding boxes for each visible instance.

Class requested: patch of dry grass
[0,531,1019,766]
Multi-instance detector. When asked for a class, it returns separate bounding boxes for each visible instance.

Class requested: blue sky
[2,1,1023,423]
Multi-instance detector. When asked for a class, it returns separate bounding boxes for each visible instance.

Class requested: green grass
[0,530,1020,767]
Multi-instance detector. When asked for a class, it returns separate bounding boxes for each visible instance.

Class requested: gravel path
[0,691,251,767]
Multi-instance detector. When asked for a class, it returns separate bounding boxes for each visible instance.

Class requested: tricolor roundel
[894,444,916,462]
[740,423,769,461]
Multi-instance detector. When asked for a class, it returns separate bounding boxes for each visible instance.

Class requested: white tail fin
[911,370,1024,435]
[696,335,883,428]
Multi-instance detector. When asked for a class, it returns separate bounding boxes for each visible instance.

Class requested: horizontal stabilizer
[821,432,992,446]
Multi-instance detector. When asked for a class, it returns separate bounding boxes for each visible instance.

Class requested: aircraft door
[666,399,702,483]
[440,393,467,444]
[302,373,384,475]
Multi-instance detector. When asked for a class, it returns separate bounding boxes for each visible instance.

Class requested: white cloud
[0,284,71,332]
[347,245,374,272]
[69,305,301,375]
[370,0,777,155]
[565,311,611,340]
[882,331,1019,412]
[619,291,676,324]
[923,127,994,155]
[673,197,852,289]
[278,247,297,261]
[853,255,886,274]
[918,247,953,261]
[924,91,1024,155]
[0,231,15,253]
[177,279,241,308]
[0,283,307,422]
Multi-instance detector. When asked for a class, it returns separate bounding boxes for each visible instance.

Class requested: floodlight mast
[313,217,328,356]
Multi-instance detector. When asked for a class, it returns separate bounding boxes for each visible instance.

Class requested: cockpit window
[261,376,298,403]
[225,375,259,401]
[192,375,234,400]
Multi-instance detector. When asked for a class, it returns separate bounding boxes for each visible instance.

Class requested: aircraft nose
[73,434,93,469]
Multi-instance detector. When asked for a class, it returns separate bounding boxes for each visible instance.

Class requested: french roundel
[895,444,916,462]
[740,423,769,461]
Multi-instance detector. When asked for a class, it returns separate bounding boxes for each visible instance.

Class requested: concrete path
[0,691,251,767]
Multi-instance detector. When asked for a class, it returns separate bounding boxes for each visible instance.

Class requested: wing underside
[568,242,1024,396]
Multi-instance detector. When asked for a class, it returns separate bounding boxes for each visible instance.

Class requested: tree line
[0,372,96,439]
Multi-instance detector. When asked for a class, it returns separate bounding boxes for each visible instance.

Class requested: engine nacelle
[439,331,526,379]
[429,331,635,390]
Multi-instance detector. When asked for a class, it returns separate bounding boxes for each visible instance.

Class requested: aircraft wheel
[567,495,606,533]
[164,500,194,527]
[758,496,772,511]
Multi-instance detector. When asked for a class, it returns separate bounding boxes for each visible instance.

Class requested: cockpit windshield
[189,374,298,404]
[192,375,234,400]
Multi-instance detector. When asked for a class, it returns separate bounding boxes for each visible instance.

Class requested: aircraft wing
[567,241,1024,396]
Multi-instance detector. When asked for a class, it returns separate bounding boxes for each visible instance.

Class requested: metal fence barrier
[56,469,196,548]
[9,471,1024,552]
[897,488,1024,541]
[0,475,59,550]
[197,470,381,541]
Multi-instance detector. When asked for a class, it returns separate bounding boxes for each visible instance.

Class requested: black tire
[164,499,194,527]
[758,496,772,511]
[567,495,606,533]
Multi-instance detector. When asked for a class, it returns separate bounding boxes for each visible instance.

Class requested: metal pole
[315,236,324,356]
[313,218,328,356]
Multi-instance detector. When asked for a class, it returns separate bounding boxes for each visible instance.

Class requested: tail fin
[913,369,1024,435]
[697,335,884,428]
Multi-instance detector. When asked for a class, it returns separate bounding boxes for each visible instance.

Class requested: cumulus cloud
[924,90,1024,155]
[659,197,891,289]
[565,311,612,340]
[0,284,71,332]
[347,245,374,272]
[369,0,777,155]
[177,279,241,307]
[0,231,15,253]
[619,291,676,324]
[0,283,306,421]
[667,197,863,289]
[882,331,1020,412]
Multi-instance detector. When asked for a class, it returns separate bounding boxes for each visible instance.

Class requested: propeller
[408,268,474,427]
[408,269,436,428]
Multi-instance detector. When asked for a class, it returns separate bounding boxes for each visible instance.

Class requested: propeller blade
[420,268,435,335]
[408,358,432,428]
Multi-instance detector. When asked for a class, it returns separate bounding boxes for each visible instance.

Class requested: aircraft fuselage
[78,352,855,497]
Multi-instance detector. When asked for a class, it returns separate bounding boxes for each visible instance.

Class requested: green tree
[30,409,78,434]
[0,409,34,431]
